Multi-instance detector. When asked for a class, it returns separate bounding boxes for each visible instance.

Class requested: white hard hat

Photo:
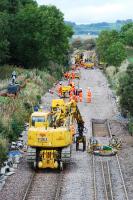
[59,82,62,85]
[80,88,82,90]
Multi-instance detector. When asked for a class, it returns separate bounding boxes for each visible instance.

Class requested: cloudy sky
[36,0,133,24]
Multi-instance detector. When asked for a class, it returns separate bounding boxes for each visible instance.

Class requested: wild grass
[105,60,128,91]
[0,66,58,141]
[0,64,63,165]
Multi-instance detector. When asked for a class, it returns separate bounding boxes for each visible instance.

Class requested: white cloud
[36,0,133,23]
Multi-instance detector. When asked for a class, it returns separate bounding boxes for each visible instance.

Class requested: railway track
[92,119,129,200]
[22,170,63,200]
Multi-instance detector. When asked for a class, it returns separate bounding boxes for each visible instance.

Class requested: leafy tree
[10,4,73,68]
[106,42,126,67]
[124,27,133,46]
[120,22,133,46]
[0,0,73,68]
[0,0,37,13]
[96,30,119,62]
[117,64,133,116]
[0,12,10,64]
[10,4,39,67]
[96,30,126,67]
[20,0,37,7]
[120,22,133,33]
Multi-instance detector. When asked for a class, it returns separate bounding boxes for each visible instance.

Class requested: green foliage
[0,137,8,167]
[0,65,58,143]
[96,30,126,67]
[11,112,25,140]
[128,117,133,135]
[0,0,37,13]
[106,42,126,67]
[0,0,9,12]
[120,23,133,46]
[127,48,133,64]
[124,27,133,46]
[120,22,133,33]
[0,1,73,69]
[117,64,133,116]
[0,12,10,64]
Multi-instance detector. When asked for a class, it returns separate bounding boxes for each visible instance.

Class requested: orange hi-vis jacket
[69,90,73,98]
[71,72,75,80]
[79,90,83,102]
[58,85,62,96]
[71,86,75,94]
[87,89,92,103]
[74,95,78,102]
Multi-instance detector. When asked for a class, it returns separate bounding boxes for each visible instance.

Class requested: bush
[117,64,133,117]
[0,137,8,167]
[128,117,133,136]
[11,113,24,140]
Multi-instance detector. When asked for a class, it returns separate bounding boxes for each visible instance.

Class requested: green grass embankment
[0,65,62,165]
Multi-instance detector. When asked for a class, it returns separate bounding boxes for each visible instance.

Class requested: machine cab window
[32,116,46,126]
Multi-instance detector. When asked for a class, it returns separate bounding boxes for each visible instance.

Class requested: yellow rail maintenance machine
[27,99,86,170]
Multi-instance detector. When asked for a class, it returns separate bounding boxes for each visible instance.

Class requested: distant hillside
[65,19,133,35]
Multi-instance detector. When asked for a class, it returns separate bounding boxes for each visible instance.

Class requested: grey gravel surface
[0,156,32,200]
[27,171,59,200]
[1,68,133,200]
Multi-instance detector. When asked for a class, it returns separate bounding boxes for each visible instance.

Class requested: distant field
[127,48,133,64]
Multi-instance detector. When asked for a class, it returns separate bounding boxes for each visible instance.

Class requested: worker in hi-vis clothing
[78,88,83,102]
[58,82,62,97]
[86,87,92,103]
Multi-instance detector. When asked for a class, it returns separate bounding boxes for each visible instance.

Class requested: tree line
[96,23,133,67]
[96,23,133,133]
[0,0,73,166]
[0,0,73,69]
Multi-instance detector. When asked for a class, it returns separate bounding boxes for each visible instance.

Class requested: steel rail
[92,155,97,200]
[100,159,109,200]
[54,172,63,200]
[22,172,35,200]
[108,120,129,200]
[116,155,129,200]
[106,161,114,200]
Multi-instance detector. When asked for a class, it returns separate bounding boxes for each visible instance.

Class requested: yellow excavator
[27,99,86,170]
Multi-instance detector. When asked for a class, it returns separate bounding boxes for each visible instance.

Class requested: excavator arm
[65,100,86,151]
[51,99,86,151]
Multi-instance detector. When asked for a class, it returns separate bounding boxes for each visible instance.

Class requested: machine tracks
[22,171,64,200]
[92,119,129,200]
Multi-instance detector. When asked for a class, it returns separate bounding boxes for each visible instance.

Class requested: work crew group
[57,70,92,103]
